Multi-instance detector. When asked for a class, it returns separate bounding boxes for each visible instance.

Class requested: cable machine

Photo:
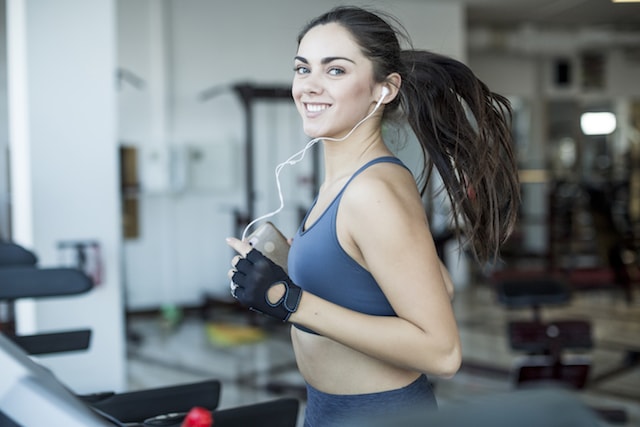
[200,82,319,236]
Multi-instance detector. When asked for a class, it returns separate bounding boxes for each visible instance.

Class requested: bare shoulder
[336,159,432,270]
[338,160,431,253]
[342,160,422,215]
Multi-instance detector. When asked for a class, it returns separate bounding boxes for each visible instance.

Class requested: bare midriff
[291,325,421,395]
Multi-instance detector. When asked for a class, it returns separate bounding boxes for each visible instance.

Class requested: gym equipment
[0,242,224,426]
[199,83,296,230]
[495,275,628,424]
[0,332,298,427]
[0,332,114,426]
[0,241,93,355]
[0,241,299,426]
[81,380,221,425]
[141,398,300,427]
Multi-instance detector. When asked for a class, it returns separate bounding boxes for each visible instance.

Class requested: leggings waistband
[304,375,437,427]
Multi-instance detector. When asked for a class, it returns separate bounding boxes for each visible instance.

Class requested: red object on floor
[180,407,213,427]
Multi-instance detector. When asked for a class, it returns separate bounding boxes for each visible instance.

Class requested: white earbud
[380,86,390,100]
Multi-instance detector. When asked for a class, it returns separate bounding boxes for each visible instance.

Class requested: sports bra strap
[336,156,408,200]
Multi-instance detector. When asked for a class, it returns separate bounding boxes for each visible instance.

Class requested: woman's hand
[226,237,302,321]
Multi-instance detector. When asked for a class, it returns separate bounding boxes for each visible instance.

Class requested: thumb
[226,237,253,257]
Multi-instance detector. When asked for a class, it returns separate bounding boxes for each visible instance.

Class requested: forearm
[289,291,461,377]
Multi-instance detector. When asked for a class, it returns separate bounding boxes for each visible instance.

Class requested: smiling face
[292,23,380,140]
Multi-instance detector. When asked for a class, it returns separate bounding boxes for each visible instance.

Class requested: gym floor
[125,282,640,426]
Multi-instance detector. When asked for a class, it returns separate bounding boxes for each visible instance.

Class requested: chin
[302,124,328,139]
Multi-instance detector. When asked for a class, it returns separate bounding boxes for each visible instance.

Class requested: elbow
[438,348,462,378]
[431,341,462,379]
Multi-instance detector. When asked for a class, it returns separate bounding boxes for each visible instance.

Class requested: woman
[227,6,520,426]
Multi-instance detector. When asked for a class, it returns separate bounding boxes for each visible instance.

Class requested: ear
[378,72,401,104]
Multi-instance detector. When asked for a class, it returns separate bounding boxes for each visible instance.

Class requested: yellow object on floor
[206,322,266,347]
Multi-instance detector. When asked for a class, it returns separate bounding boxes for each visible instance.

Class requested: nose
[303,79,322,95]
[294,73,323,99]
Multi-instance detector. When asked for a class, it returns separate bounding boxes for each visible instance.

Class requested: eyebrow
[294,55,356,65]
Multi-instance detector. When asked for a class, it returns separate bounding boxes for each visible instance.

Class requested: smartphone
[246,221,290,272]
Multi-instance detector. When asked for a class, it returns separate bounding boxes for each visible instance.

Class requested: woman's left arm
[440,259,455,300]
[291,169,461,376]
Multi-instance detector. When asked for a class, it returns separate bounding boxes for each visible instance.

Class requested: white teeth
[306,104,329,112]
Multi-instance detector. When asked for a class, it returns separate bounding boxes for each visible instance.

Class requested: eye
[328,67,345,76]
[294,65,310,75]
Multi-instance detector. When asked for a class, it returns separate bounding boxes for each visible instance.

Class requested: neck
[321,127,391,184]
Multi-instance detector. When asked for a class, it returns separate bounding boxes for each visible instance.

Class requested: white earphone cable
[241,91,388,240]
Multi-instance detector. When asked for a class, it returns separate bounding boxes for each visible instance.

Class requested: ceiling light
[580,112,617,135]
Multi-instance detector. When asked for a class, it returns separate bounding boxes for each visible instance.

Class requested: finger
[226,237,253,257]
[233,285,245,301]
[227,268,236,280]
[231,270,248,287]
[246,248,268,264]
[235,257,253,273]
[229,281,240,299]
[231,255,242,267]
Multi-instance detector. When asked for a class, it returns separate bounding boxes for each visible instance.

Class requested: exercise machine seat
[0,241,94,355]
[0,243,37,267]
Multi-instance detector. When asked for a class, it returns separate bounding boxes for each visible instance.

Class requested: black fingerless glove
[231,249,302,321]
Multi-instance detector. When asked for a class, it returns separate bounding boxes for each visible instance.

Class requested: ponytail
[398,50,520,263]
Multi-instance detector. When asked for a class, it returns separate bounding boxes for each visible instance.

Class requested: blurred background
[0,0,639,426]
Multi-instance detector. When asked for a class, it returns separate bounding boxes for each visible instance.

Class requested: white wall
[7,0,126,393]
[117,0,466,309]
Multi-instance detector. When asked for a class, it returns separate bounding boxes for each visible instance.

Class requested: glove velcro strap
[266,281,302,321]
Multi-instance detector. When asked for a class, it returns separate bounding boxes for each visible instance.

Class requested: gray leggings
[303,375,437,427]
